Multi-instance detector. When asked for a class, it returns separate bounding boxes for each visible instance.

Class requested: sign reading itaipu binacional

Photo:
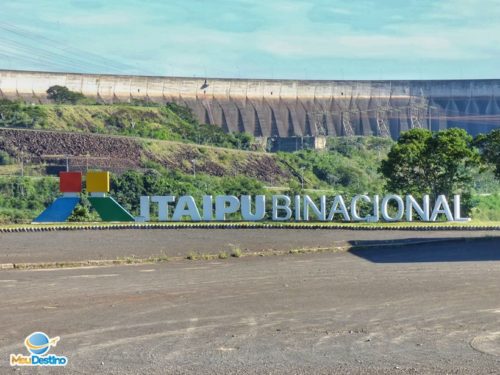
[34,171,470,223]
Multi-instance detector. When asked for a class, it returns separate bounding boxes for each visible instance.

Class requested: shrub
[68,204,95,222]
[218,251,229,259]
[0,151,12,165]
[230,245,242,258]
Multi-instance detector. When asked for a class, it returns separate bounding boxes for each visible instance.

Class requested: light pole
[300,167,305,190]
[191,159,196,177]
[20,150,24,177]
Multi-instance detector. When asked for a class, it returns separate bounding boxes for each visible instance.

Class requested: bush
[68,203,99,222]
[218,251,229,259]
[165,102,197,124]
[0,100,47,128]
[470,193,500,221]
[229,244,242,257]
[0,151,12,165]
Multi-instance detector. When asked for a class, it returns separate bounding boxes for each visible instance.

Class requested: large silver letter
[405,195,430,221]
[381,195,404,221]
[202,195,213,221]
[303,195,326,221]
[139,196,150,222]
[351,195,371,221]
[172,196,201,221]
[327,196,350,221]
[430,195,454,221]
[241,195,266,221]
[215,196,240,221]
[453,195,470,222]
[151,196,175,221]
[272,195,292,221]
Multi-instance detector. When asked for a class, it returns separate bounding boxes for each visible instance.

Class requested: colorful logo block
[34,171,135,223]
[59,172,82,193]
[86,171,110,193]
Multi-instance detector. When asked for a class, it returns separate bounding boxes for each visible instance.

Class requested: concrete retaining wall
[1,70,499,138]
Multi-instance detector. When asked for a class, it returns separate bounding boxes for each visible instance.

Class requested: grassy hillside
[0,128,289,184]
[0,100,255,149]
[278,137,393,194]
[0,98,498,224]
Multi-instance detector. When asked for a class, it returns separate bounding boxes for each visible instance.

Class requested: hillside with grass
[0,100,255,149]
[0,95,498,224]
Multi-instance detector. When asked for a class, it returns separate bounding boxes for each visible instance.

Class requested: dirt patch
[0,128,291,181]
[0,128,142,172]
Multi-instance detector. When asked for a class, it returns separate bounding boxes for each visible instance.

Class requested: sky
[0,0,499,80]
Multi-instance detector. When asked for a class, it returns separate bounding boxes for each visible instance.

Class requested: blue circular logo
[25,332,51,356]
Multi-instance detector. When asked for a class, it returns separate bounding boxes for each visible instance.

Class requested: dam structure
[1,70,499,143]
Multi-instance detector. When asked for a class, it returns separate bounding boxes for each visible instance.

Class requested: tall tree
[380,128,479,198]
[46,85,84,104]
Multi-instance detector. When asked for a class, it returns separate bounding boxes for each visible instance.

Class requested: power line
[0,22,136,74]
[0,21,131,71]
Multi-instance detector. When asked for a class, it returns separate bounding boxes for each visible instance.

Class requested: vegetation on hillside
[0,99,47,128]
[1,129,497,224]
[278,137,393,195]
[0,176,58,223]
[0,88,498,223]
[0,98,256,150]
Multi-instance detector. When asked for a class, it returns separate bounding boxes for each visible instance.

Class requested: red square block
[59,172,82,193]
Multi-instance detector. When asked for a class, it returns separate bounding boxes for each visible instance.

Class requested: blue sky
[0,0,499,80]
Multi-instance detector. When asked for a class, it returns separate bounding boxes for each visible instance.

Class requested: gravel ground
[0,238,499,374]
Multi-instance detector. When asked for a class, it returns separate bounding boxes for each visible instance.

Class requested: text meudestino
[137,194,469,222]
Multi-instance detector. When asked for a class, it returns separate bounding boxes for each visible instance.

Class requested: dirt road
[1,238,499,374]
[1,228,498,264]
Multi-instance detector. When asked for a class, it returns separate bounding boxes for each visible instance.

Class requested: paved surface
[0,228,498,264]
[1,238,499,374]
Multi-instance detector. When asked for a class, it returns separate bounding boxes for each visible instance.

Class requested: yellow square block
[86,171,110,193]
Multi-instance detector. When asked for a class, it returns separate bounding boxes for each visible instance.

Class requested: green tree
[380,128,479,198]
[475,129,500,180]
[46,85,85,104]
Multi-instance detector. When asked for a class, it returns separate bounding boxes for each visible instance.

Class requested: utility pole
[20,150,24,197]
[191,159,196,177]
[428,105,433,130]
[300,167,305,190]
[20,150,24,177]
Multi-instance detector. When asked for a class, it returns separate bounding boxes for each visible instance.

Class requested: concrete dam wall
[1,70,499,139]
